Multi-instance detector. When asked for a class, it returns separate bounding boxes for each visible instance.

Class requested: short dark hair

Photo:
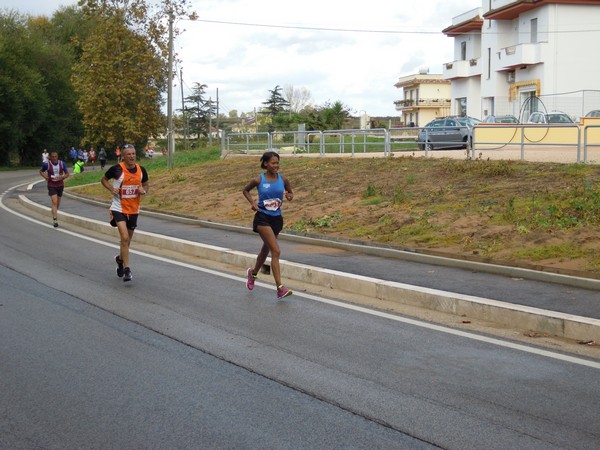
[260,151,280,169]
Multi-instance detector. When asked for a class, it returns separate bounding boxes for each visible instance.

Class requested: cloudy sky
[1,0,480,116]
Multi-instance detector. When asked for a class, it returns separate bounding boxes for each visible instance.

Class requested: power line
[185,18,600,35]
[187,18,443,34]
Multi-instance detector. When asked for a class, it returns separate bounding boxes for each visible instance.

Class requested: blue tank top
[257,173,284,216]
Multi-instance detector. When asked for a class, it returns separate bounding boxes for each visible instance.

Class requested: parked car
[584,110,600,118]
[418,116,481,150]
[483,115,519,124]
[527,111,574,124]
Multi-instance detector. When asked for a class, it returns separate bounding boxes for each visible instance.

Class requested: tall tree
[262,85,290,117]
[284,85,312,113]
[183,82,214,138]
[27,10,86,154]
[73,0,196,149]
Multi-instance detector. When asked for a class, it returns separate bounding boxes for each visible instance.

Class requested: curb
[63,191,600,291]
[19,194,600,343]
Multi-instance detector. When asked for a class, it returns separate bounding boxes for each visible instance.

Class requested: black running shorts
[110,210,139,230]
[253,211,283,236]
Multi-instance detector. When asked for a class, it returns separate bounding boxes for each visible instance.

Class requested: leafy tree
[319,101,351,130]
[27,11,86,154]
[73,0,196,149]
[0,11,82,165]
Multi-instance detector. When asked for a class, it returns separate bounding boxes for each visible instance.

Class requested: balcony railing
[500,42,545,69]
[394,98,451,111]
[443,58,481,79]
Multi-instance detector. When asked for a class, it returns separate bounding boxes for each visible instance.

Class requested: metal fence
[222,123,600,163]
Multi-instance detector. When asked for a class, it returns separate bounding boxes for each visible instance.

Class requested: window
[487,48,491,79]
[461,41,467,60]
[531,18,538,44]
[457,98,467,116]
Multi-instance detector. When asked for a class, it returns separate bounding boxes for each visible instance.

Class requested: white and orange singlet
[110,162,143,214]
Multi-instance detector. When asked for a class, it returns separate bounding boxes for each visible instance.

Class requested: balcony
[443,58,482,80]
[394,98,451,112]
[500,42,545,70]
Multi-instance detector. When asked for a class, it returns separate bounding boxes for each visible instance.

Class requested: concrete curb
[63,191,600,291]
[19,194,600,343]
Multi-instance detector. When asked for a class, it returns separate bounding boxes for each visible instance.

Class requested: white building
[442,0,600,121]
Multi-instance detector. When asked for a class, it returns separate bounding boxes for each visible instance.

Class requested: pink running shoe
[246,268,256,290]
[277,285,292,299]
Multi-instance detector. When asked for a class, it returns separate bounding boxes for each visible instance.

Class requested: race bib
[121,184,139,198]
[263,198,282,211]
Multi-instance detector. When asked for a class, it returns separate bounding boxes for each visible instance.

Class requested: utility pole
[180,67,187,151]
[167,11,174,170]
[208,97,213,146]
[215,88,220,143]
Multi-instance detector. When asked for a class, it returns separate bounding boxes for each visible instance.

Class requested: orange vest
[110,163,143,214]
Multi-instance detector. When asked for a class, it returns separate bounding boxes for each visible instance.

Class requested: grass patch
[288,212,342,233]
[512,243,585,261]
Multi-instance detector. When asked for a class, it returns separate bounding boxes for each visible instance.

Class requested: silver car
[585,110,600,118]
[483,115,519,124]
[418,116,480,150]
[527,112,574,124]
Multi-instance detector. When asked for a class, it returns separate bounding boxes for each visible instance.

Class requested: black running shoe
[53,218,58,228]
[123,267,132,282]
[115,255,124,278]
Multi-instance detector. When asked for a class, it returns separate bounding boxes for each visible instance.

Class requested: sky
[1,0,481,117]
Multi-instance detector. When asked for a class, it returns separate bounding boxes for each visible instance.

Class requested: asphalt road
[1,171,600,449]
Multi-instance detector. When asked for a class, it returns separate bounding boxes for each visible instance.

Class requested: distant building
[393,70,451,127]
[442,0,600,121]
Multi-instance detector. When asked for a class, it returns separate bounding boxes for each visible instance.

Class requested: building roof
[394,74,450,88]
[484,0,599,21]
[442,15,483,37]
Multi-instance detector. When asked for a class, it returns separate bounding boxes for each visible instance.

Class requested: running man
[39,151,69,228]
[101,144,149,282]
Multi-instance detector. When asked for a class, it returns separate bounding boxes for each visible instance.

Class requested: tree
[183,82,214,139]
[284,85,311,113]
[319,101,351,130]
[0,11,84,166]
[262,85,290,117]
[28,10,86,154]
[73,0,196,149]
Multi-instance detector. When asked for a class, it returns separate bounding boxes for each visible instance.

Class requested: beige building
[393,72,451,127]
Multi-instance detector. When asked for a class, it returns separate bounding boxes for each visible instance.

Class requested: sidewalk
[18,181,600,343]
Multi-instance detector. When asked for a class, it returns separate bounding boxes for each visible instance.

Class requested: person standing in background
[98,147,107,169]
[68,146,77,166]
[39,151,69,228]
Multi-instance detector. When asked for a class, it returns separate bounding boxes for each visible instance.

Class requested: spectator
[98,147,107,169]
[69,147,77,165]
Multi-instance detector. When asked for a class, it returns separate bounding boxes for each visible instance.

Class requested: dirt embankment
[74,154,600,278]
